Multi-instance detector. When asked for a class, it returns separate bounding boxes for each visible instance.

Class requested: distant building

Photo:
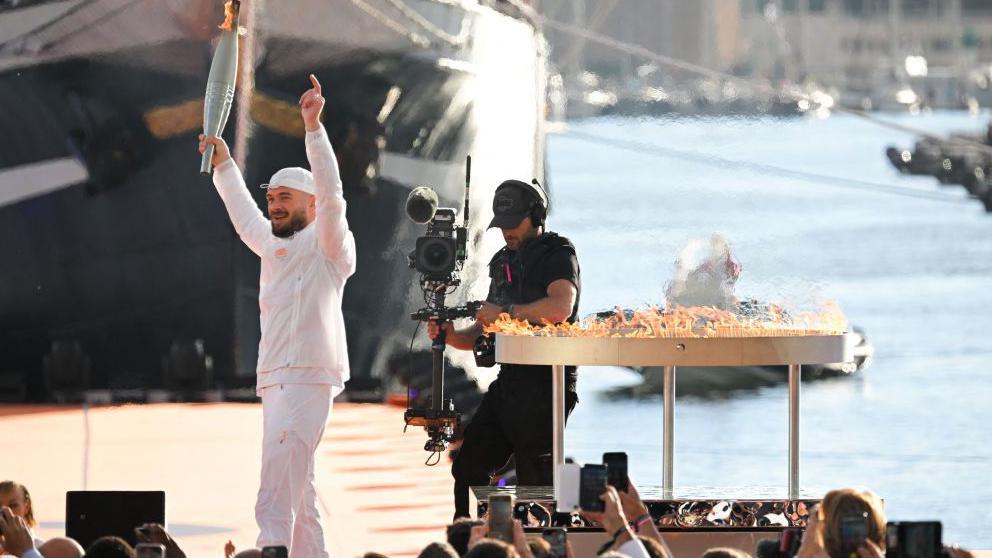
[539,0,744,78]
[739,0,992,85]
[539,0,992,89]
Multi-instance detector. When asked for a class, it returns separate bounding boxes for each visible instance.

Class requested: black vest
[486,232,579,323]
[487,232,580,390]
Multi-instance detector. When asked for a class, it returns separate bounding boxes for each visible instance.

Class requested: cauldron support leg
[788,364,802,499]
[552,363,566,502]
[663,365,676,499]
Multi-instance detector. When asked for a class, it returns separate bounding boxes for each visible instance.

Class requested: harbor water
[549,112,992,547]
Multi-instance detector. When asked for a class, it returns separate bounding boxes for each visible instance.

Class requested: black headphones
[522,178,550,227]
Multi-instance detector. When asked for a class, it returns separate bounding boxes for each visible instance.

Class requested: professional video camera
[408,205,465,283]
[404,156,483,458]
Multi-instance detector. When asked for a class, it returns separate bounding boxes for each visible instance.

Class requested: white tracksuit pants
[256,384,334,558]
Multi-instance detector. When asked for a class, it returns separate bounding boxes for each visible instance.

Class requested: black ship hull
[0,1,547,400]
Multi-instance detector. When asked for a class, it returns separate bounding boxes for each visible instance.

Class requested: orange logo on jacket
[275,248,288,258]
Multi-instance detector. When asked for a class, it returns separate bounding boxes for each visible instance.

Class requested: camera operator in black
[427,179,580,519]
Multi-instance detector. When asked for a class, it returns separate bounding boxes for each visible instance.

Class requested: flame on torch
[219,1,237,31]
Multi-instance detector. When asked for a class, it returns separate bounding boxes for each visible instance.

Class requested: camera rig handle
[410,299,483,412]
[409,300,483,323]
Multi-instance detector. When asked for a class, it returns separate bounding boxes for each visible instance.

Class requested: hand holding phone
[840,513,870,547]
[579,464,608,512]
[488,494,514,543]
[542,528,567,558]
[615,478,652,529]
[595,486,632,540]
[603,452,629,493]
[135,543,166,558]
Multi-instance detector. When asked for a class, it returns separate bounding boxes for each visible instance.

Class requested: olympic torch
[200,0,240,175]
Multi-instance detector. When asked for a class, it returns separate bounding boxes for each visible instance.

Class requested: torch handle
[200,144,216,175]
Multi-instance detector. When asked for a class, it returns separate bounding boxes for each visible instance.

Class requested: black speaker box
[65,491,166,549]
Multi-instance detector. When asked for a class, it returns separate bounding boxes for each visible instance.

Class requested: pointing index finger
[309,73,321,94]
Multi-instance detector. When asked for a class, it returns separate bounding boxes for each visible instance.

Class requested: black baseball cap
[488,179,541,229]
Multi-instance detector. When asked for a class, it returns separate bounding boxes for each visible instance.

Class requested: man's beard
[271,210,308,238]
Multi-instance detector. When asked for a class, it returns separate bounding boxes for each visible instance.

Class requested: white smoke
[664,234,741,311]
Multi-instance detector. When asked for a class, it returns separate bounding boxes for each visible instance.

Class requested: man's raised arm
[200,134,270,256]
[300,74,357,277]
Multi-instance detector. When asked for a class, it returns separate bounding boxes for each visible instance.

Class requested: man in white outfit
[199,74,355,558]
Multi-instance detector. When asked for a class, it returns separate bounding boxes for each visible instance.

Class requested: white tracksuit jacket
[213,125,356,387]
